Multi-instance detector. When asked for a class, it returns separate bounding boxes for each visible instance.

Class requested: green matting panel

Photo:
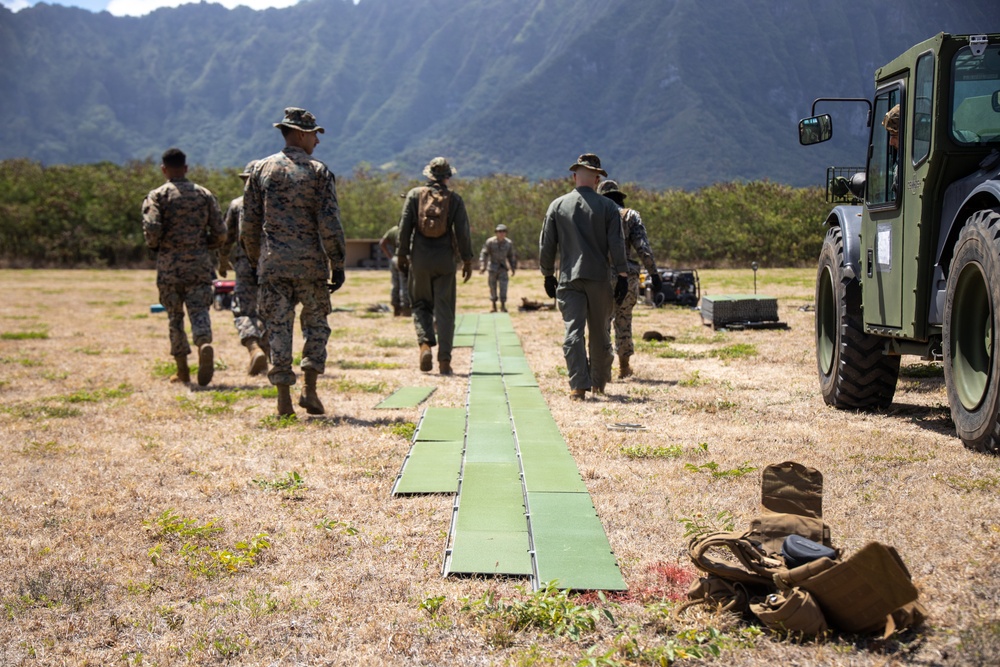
[415,407,466,442]
[527,492,627,591]
[392,440,463,495]
[375,386,436,409]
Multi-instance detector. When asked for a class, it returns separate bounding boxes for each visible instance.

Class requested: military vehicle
[798,33,1000,453]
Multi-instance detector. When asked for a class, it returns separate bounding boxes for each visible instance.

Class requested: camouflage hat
[273,107,325,133]
[882,104,900,135]
[238,160,258,181]
[597,179,627,201]
[569,153,607,177]
[495,224,508,232]
[422,157,456,180]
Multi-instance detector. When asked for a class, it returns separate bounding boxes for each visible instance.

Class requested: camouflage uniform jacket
[142,177,225,284]
[618,207,657,276]
[241,146,346,281]
[380,224,400,255]
[479,236,517,273]
[220,195,246,265]
[539,186,627,283]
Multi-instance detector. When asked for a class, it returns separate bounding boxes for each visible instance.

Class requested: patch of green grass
[208,387,278,405]
[387,421,416,440]
[175,395,231,416]
[151,359,177,379]
[253,471,307,497]
[460,582,614,641]
[0,330,48,340]
[316,517,359,536]
[41,370,68,380]
[678,370,708,387]
[900,363,944,378]
[144,509,224,541]
[3,403,81,419]
[329,327,350,338]
[936,474,1000,493]
[60,383,133,403]
[72,346,102,355]
[337,359,403,370]
[0,355,44,367]
[684,461,757,479]
[20,440,76,457]
[679,510,737,538]
[655,345,695,359]
[336,378,388,394]
[620,444,684,459]
[258,413,298,428]
[711,343,758,360]
[374,337,409,348]
[683,398,737,413]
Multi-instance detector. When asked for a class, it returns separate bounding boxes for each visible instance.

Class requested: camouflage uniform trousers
[258,278,331,386]
[158,281,213,357]
[232,252,266,344]
[611,273,641,358]
[390,263,411,309]
[487,269,510,303]
[556,278,614,391]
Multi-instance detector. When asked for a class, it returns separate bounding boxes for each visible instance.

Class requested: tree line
[0,159,831,269]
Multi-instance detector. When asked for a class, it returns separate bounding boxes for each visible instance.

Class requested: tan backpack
[416,185,451,239]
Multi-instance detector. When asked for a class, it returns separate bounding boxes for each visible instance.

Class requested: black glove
[650,272,662,294]
[544,275,558,299]
[614,275,629,304]
[328,268,346,293]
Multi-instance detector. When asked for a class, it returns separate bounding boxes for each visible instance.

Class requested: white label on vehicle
[877,223,892,272]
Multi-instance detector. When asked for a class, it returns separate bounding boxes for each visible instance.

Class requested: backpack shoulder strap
[688,530,786,586]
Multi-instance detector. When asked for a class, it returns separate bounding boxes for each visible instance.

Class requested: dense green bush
[0,159,830,268]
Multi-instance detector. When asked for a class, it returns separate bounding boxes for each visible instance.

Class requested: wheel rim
[951,260,994,411]
[816,264,836,376]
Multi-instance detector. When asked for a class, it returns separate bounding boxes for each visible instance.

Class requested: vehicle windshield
[951,43,1000,144]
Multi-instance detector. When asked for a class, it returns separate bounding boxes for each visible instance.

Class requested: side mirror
[799,114,833,145]
[992,90,1000,113]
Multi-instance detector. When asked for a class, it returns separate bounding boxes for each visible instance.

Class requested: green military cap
[274,107,325,133]
[495,224,508,232]
[423,156,456,180]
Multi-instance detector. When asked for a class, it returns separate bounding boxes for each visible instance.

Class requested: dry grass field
[1,267,998,666]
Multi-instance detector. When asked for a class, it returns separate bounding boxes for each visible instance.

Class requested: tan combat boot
[619,355,633,379]
[171,355,190,383]
[569,388,587,401]
[246,338,268,376]
[419,343,433,372]
[299,369,325,415]
[276,384,294,417]
[196,344,214,386]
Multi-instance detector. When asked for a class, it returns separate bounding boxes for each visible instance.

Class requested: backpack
[679,461,926,638]
[416,185,451,239]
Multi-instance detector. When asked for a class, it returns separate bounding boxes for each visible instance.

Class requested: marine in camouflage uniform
[596,180,662,379]
[539,154,629,399]
[396,157,473,376]
[142,147,225,386]
[479,223,517,312]
[218,160,268,376]
[379,224,411,316]
[242,107,346,417]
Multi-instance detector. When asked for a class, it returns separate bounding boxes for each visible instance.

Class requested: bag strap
[688,530,786,586]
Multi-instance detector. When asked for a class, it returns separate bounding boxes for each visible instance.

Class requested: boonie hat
[239,160,258,180]
[597,179,626,202]
[274,107,325,133]
[568,153,608,177]
[423,157,456,180]
[495,224,508,232]
[882,104,900,135]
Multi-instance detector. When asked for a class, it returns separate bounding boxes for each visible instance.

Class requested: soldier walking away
[396,157,473,376]
[539,153,629,400]
[479,223,517,312]
[242,107,347,417]
[219,160,269,377]
[142,147,225,386]
[596,180,662,379]
[379,223,411,316]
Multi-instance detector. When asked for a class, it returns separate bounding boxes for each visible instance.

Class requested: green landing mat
[527,492,627,591]
[392,440,463,495]
[375,386,436,409]
[415,407,467,442]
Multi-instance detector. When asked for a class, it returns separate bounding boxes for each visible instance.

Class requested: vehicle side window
[868,89,902,208]
[913,53,933,165]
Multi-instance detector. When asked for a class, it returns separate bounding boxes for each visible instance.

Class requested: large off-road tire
[943,208,1000,454]
[815,226,900,409]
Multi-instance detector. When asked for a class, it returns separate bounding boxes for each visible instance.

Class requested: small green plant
[679,510,736,538]
[388,421,416,440]
[175,395,230,416]
[935,474,1000,493]
[208,386,278,405]
[900,363,944,378]
[336,378,388,394]
[1,354,44,367]
[619,444,684,459]
[711,343,758,360]
[316,517,359,536]
[60,383,133,403]
[151,359,177,379]
[337,359,403,370]
[683,398,737,413]
[461,582,614,641]
[374,337,408,348]
[258,413,299,428]
[3,403,81,419]
[656,345,694,359]
[419,594,447,617]
[144,510,223,540]
[678,370,707,387]
[684,461,757,479]
[254,471,307,496]
[0,330,48,340]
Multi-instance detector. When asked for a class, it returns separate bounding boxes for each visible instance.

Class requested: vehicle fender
[825,205,864,280]
[936,163,1000,272]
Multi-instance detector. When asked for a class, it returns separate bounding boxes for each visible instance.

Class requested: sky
[0,0,303,15]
